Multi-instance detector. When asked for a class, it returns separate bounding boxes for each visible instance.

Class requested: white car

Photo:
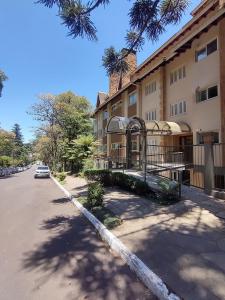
[34,166,51,178]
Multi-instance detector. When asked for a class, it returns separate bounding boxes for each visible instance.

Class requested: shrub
[91,206,121,229]
[87,182,104,207]
[57,172,66,182]
[78,196,90,208]
[0,156,13,167]
[82,158,94,174]
[84,169,112,186]
[103,216,122,229]
[112,172,151,196]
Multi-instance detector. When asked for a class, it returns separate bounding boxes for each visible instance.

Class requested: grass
[77,197,122,229]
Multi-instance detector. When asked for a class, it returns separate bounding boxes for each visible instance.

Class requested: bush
[0,156,13,167]
[84,169,112,186]
[57,172,66,182]
[82,158,95,174]
[91,206,121,229]
[87,182,104,208]
[78,196,90,208]
[112,172,151,196]
[103,216,122,229]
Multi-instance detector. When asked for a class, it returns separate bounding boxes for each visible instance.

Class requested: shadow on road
[22,211,152,299]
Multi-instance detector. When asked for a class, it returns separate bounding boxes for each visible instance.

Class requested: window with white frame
[170,101,187,116]
[145,81,156,96]
[146,110,157,121]
[195,39,217,62]
[129,92,137,106]
[196,85,218,103]
[170,66,186,85]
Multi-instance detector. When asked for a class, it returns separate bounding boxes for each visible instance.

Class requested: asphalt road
[0,166,155,300]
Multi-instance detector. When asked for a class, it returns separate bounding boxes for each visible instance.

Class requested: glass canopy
[106,116,191,136]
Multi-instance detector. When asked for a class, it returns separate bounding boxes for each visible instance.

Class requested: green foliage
[0,126,32,166]
[77,197,122,229]
[81,158,94,174]
[0,156,13,167]
[77,196,90,208]
[84,169,179,204]
[91,206,121,229]
[0,129,15,156]
[103,215,122,229]
[84,169,151,196]
[84,169,112,186]
[12,123,23,146]
[30,91,93,172]
[38,0,189,75]
[112,172,150,196]
[87,182,104,208]
[57,172,66,182]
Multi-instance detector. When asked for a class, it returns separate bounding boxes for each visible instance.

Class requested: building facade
[93,0,225,189]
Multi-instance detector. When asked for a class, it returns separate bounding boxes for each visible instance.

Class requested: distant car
[34,166,50,178]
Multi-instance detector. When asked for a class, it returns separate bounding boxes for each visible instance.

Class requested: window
[103,110,108,120]
[146,110,157,121]
[170,101,187,116]
[207,39,218,55]
[174,103,178,115]
[131,141,138,151]
[196,48,207,62]
[196,85,218,102]
[170,66,186,85]
[112,101,122,112]
[145,81,156,95]
[129,93,137,106]
[197,132,219,144]
[111,143,122,150]
[196,39,217,62]
[208,86,218,99]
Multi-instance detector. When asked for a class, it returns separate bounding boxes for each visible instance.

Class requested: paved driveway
[0,167,154,300]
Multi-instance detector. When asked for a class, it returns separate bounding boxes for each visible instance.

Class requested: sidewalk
[65,175,225,300]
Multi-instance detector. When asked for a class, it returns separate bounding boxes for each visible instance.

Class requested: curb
[51,176,180,300]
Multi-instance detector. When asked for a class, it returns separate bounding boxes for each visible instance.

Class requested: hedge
[84,169,151,197]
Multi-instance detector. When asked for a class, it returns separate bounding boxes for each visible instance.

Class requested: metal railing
[96,143,225,192]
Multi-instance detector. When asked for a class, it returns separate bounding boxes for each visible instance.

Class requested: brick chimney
[109,49,137,97]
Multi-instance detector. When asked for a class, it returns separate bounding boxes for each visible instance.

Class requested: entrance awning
[106,116,191,136]
[106,116,130,134]
[146,121,191,135]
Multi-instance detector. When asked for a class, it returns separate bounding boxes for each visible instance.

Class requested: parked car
[34,165,50,178]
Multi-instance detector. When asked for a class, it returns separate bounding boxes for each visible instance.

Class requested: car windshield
[37,166,49,170]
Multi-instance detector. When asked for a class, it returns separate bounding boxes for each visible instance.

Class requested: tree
[37,0,190,74]
[29,91,93,171]
[62,134,97,172]
[12,123,23,146]
[0,70,8,97]
[0,129,15,156]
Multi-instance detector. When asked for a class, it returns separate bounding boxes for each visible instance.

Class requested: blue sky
[0,0,201,142]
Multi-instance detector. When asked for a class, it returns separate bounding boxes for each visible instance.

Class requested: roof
[94,0,223,115]
[96,92,108,108]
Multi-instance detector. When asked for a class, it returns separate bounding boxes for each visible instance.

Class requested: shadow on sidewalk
[22,212,153,300]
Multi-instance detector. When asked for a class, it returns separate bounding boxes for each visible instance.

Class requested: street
[0,166,153,300]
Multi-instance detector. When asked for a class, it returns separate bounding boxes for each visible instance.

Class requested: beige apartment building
[93,0,225,190]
